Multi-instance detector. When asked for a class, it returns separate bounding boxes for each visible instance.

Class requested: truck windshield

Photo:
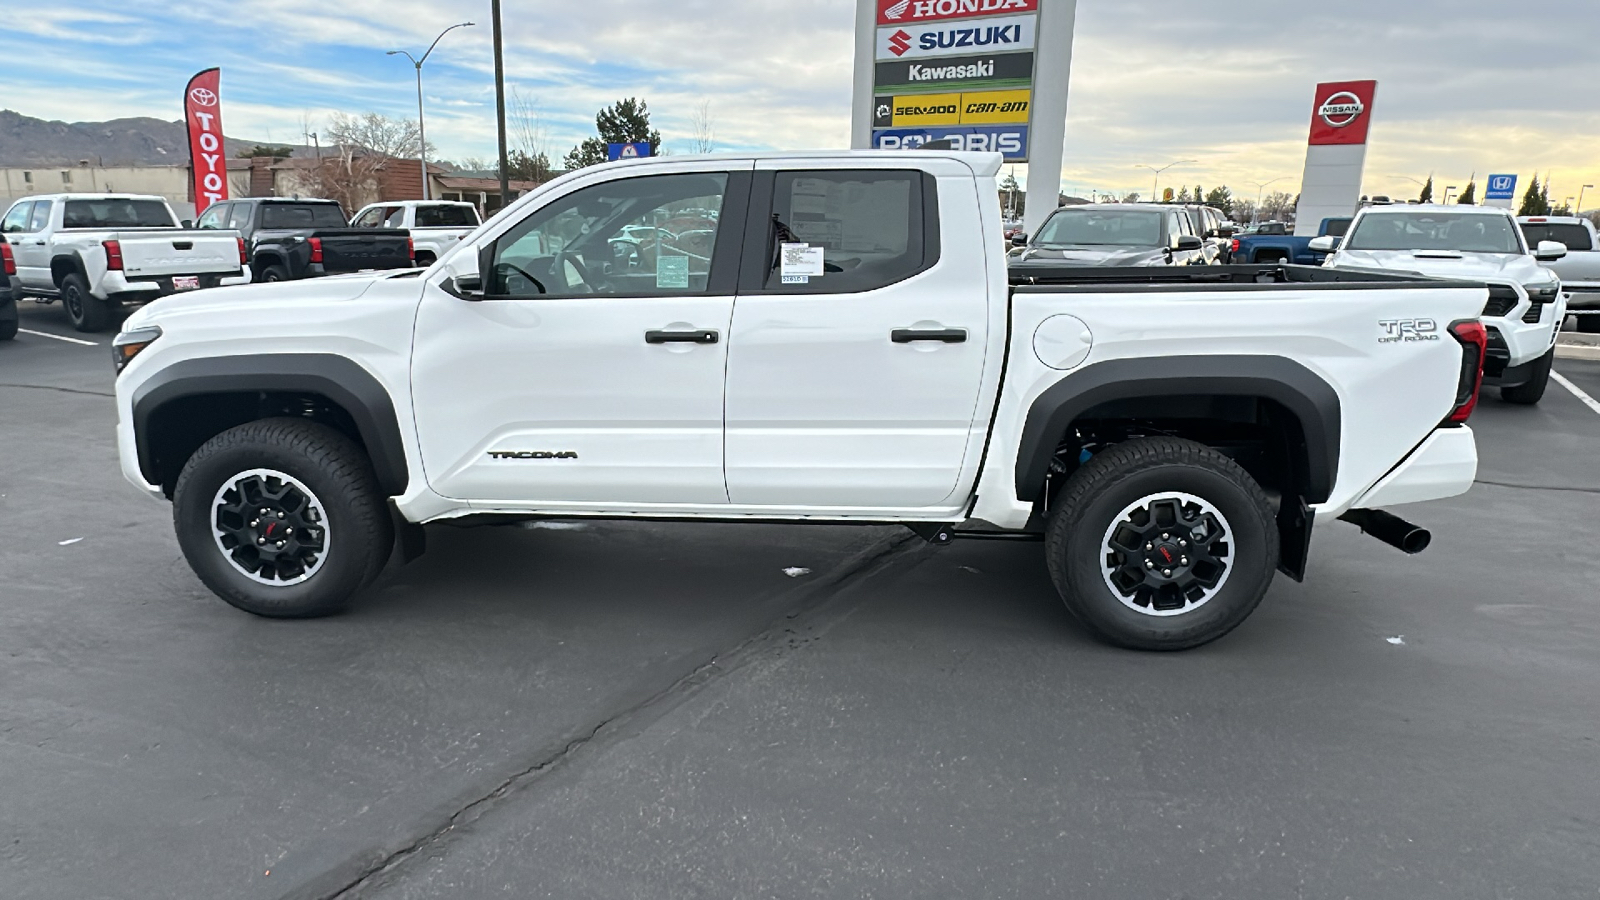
[1034,209,1163,247]
[1346,212,1522,253]
[262,204,349,229]
[62,199,176,229]
[1519,223,1593,252]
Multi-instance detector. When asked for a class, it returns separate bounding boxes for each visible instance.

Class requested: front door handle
[892,328,967,344]
[646,329,719,345]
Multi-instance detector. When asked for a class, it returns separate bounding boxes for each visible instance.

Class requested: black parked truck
[195,198,413,282]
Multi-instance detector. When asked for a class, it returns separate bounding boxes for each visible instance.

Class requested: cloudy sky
[4,0,1599,205]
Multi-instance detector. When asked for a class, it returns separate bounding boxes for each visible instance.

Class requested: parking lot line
[19,328,98,347]
[1552,371,1600,417]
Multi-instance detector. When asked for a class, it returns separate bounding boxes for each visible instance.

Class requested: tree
[1519,174,1549,216]
[297,112,432,213]
[1456,180,1476,205]
[564,98,663,170]
[1194,185,1203,206]
[1418,175,1433,204]
[325,112,429,159]
[1175,186,1191,203]
[1121,192,1141,203]
[236,145,291,159]
[1204,186,1233,215]
[1260,191,1294,221]
[689,99,715,154]
[1230,197,1256,224]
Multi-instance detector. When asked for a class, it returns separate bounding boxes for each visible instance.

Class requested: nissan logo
[1318,91,1364,128]
[189,87,218,107]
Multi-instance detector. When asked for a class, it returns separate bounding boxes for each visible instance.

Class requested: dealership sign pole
[851,0,1076,237]
[184,68,229,216]
[1291,80,1377,236]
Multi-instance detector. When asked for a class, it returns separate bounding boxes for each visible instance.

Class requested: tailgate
[314,230,411,272]
[118,231,240,277]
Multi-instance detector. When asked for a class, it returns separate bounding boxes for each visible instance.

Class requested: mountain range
[0,109,289,166]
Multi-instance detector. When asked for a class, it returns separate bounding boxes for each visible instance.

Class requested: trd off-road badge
[1378,318,1440,343]
[488,451,579,460]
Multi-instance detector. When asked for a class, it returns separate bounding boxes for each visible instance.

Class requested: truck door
[10,201,53,290]
[722,161,993,510]
[410,163,751,506]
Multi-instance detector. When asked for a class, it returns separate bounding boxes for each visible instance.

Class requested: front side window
[1035,209,1164,247]
[1,202,31,234]
[489,172,729,299]
[29,201,54,231]
[196,204,228,229]
[416,205,477,227]
[61,199,173,229]
[1519,223,1593,252]
[762,170,930,293]
[352,207,384,228]
[1347,212,1522,254]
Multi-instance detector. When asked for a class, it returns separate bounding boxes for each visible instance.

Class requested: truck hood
[122,270,391,330]
[1016,246,1168,266]
[1333,249,1552,285]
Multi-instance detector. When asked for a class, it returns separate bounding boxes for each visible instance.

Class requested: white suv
[1313,204,1567,404]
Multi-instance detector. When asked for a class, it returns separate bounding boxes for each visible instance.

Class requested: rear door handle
[645,329,719,344]
[892,328,967,344]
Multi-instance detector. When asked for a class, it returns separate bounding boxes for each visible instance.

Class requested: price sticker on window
[780,242,824,284]
[656,255,689,289]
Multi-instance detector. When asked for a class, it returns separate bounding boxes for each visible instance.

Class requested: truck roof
[11,193,170,203]
[597,149,1006,177]
[234,197,341,204]
[356,200,476,209]
[1361,203,1510,217]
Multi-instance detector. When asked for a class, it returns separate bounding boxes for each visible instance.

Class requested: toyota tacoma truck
[350,200,481,268]
[1,193,251,332]
[1518,215,1600,333]
[1313,203,1566,404]
[112,151,1489,651]
[196,197,413,282]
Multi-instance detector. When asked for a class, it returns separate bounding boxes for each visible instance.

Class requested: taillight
[1446,319,1487,424]
[407,236,415,261]
[237,237,248,265]
[103,240,124,271]
[308,237,324,264]
[1,241,14,276]
[1230,238,1240,254]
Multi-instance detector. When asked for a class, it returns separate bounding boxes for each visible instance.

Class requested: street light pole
[492,0,510,209]
[1134,160,1195,204]
[388,21,475,202]
[1443,185,1458,205]
[1248,177,1287,224]
[1578,184,1594,215]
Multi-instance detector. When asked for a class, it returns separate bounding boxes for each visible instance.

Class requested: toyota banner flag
[185,68,229,214]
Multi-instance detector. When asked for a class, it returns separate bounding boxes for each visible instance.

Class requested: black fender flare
[1014,355,1342,504]
[50,253,90,287]
[250,248,290,273]
[131,353,410,495]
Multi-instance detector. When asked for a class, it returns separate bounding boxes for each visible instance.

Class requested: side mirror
[181,219,194,229]
[1010,232,1028,246]
[1308,235,1341,252]
[1534,240,1568,261]
[1175,235,1204,251]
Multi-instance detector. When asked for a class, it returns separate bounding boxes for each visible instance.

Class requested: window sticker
[656,254,689,289]
[780,242,824,284]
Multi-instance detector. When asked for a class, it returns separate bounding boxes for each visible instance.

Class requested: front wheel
[172,419,393,618]
[1045,437,1279,651]
[1500,348,1554,405]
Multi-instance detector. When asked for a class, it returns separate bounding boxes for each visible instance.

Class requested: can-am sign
[1307,79,1377,146]
[877,0,1038,25]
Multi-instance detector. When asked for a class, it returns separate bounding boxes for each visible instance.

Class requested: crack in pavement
[299,530,922,900]
[1474,478,1600,495]
[0,383,115,398]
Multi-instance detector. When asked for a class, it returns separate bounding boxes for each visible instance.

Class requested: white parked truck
[112,151,1491,651]
[349,200,481,267]
[1313,203,1567,404]
[0,194,250,332]
[1517,215,1600,333]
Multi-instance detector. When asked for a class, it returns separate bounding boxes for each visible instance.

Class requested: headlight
[112,326,162,374]
[1525,282,1560,301]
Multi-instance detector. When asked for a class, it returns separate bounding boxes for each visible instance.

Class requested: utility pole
[387,21,475,202]
[493,0,511,209]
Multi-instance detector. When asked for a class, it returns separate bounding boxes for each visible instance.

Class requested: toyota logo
[1318,91,1364,128]
[189,87,218,107]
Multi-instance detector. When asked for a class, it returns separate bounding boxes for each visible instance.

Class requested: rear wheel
[172,418,393,618]
[1500,348,1554,405]
[61,273,112,332]
[0,316,16,341]
[1045,437,1279,651]
[259,264,290,283]
[1575,314,1600,334]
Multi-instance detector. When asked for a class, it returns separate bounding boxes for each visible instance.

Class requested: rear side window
[759,170,935,293]
[262,204,347,228]
[62,199,174,229]
[1519,223,1593,251]
[1324,218,1352,238]
[415,205,477,227]
[228,204,253,231]
[351,207,384,228]
[1,202,31,234]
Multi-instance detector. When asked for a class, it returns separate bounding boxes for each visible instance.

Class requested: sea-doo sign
[876,0,1038,25]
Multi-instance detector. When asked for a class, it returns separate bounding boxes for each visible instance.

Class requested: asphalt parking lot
[3,300,1599,900]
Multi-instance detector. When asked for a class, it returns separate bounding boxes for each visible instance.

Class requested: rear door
[722,159,993,510]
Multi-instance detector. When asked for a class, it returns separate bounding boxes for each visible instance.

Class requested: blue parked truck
[1230,217,1352,265]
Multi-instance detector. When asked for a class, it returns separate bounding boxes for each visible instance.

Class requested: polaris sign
[873,125,1029,160]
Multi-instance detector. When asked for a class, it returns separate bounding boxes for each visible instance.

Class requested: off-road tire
[259,264,291,283]
[1500,348,1554,405]
[0,315,16,341]
[173,418,393,618]
[1574,314,1600,334]
[61,273,112,332]
[1045,437,1279,651]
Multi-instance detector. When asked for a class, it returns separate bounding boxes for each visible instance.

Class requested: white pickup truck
[111,151,1490,651]
[1518,215,1600,333]
[0,194,250,332]
[1313,203,1567,404]
[350,200,481,267]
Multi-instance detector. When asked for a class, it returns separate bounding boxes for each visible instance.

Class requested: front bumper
[1481,287,1564,381]
[1563,285,1600,310]
[100,269,252,302]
